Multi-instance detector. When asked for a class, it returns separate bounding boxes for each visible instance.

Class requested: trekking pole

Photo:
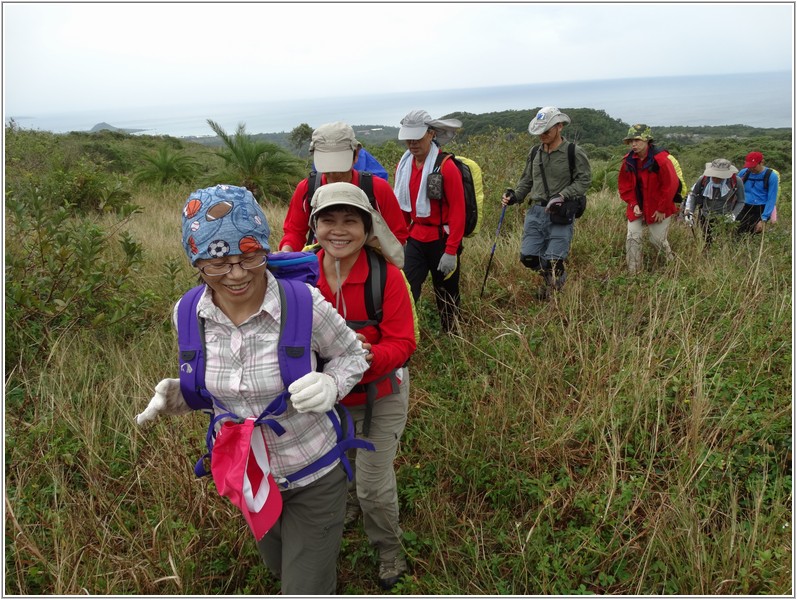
[479,204,508,298]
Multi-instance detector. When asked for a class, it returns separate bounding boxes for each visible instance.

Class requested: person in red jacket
[618,124,679,274]
[309,181,416,590]
[279,121,409,252]
[393,109,464,333]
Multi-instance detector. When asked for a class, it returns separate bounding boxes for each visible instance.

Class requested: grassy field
[5,130,792,595]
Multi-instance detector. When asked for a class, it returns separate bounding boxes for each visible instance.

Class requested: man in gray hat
[393,109,465,332]
[279,121,408,252]
[501,107,591,299]
[684,158,746,246]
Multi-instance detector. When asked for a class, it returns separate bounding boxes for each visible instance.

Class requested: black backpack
[304,171,376,246]
[530,142,587,218]
[741,168,773,193]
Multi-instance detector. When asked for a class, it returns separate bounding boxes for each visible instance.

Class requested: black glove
[504,188,518,206]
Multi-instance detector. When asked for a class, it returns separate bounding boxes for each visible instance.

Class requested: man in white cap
[684,158,746,246]
[501,107,591,299]
[279,121,408,252]
[393,109,465,332]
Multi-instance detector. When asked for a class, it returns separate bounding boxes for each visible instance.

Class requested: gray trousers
[346,368,409,561]
[520,204,574,262]
[256,465,347,595]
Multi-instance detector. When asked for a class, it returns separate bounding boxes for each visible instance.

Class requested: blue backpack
[176,251,373,480]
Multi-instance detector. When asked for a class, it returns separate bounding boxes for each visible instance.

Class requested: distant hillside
[180,109,790,159]
[90,122,147,134]
[442,108,791,147]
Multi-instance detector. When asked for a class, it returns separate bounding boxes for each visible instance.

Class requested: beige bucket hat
[702,158,738,179]
[309,182,404,268]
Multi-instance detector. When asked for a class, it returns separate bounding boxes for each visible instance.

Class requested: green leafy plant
[206,119,305,202]
[134,146,201,185]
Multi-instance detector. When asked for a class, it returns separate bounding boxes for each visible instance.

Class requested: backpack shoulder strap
[275,278,314,388]
[358,171,377,209]
[567,142,576,183]
[433,151,451,172]
[178,285,214,411]
[762,168,772,192]
[530,144,540,164]
[364,246,387,324]
[304,171,323,245]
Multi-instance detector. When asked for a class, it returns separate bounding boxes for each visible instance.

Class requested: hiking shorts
[520,203,574,262]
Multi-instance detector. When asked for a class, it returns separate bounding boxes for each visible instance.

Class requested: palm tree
[207,120,304,202]
[133,146,201,185]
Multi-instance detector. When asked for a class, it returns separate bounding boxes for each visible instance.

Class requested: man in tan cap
[684,158,746,246]
[279,122,408,252]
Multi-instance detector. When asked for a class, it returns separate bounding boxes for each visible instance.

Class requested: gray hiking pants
[256,465,347,595]
[520,203,574,263]
[345,367,409,561]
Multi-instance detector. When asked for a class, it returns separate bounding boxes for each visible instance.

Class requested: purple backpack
[176,252,372,479]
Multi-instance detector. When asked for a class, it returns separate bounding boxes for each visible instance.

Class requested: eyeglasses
[198,254,267,276]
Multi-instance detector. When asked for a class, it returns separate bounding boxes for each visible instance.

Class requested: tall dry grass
[6,169,792,594]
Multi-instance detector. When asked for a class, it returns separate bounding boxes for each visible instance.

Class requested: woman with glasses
[136,184,369,595]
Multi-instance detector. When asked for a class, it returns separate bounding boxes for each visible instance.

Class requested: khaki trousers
[345,367,409,561]
[626,216,674,274]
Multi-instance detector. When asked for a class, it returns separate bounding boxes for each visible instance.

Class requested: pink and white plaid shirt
[174,271,369,488]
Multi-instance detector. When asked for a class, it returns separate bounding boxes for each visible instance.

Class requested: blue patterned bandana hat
[182,185,271,265]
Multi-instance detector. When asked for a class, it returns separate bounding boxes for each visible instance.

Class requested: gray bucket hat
[309,182,404,268]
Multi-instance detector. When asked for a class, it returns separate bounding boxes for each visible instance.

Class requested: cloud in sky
[3,2,793,115]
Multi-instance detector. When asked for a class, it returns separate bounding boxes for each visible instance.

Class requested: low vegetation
[4,116,791,595]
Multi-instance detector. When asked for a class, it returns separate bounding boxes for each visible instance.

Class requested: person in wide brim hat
[309,181,415,591]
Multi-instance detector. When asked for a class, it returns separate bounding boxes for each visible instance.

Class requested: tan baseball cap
[310,122,359,173]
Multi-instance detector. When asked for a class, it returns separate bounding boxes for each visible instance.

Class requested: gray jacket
[685,177,746,218]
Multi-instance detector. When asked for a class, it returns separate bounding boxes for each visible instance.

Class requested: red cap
[211,419,283,541]
[744,151,764,169]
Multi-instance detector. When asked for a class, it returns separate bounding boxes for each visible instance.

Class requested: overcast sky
[3,2,794,116]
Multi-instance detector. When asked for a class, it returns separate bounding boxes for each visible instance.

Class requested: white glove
[135,378,192,426]
[288,372,338,414]
[437,253,457,276]
[684,212,694,227]
[726,213,736,223]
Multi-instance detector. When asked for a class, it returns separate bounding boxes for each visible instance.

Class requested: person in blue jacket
[736,151,779,235]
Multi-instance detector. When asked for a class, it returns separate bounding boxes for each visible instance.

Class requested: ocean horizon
[7,71,792,137]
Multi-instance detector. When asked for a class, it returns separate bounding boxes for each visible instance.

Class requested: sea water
[7,71,792,137]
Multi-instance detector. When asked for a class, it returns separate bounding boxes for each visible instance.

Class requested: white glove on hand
[437,253,457,276]
[726,213,736,223]
[288,372,338,414]
[135,378,192,426]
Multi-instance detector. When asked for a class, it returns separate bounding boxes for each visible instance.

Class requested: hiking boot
[378,555,408,590]
[343,503,361,529]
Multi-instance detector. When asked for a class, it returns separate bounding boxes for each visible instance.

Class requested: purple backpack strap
[274,278,314,388]
[177,285,214,412]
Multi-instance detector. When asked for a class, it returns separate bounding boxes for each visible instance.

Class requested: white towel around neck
[393,143,440,218]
